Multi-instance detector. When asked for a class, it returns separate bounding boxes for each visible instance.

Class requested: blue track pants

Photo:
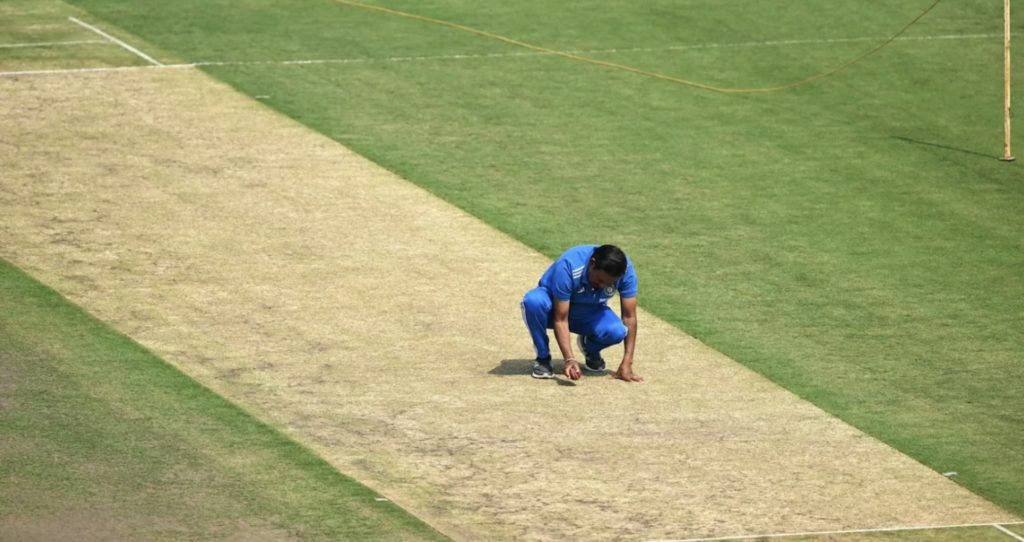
[520,286,627,360]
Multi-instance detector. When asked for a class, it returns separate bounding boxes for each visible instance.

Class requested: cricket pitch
[0,68,1017,541]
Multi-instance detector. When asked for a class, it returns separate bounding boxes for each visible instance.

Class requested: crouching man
[521,244,642,382]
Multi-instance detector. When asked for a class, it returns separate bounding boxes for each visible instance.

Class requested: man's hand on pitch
[613,364,644,383]
[564,359,582,380]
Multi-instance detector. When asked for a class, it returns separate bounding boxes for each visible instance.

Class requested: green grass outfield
[0,258,448,541]
[4,0,1023,531]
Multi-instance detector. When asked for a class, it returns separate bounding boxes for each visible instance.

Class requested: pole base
[1001,155,1016,162]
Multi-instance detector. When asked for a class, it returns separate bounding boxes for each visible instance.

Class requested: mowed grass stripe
[0,258,449,541]
[65,0,1024,515]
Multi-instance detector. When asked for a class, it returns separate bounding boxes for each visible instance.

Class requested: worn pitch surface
[0,69,1016,541]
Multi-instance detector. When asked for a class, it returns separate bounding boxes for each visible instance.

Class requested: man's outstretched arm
[614,296,642,382]
[551,299,581,380]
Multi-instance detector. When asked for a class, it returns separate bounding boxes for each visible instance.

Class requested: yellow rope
[332,0,942,94]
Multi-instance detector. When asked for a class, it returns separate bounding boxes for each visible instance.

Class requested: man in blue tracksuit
[521,244,642,382]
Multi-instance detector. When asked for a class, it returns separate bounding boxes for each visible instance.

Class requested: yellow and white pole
[1003,0,1015,161]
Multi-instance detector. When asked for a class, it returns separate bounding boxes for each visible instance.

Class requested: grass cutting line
[0,39,107,48]
[649,521,1024,542]
[0,31,1005,78]
[0,31,1003,56]
[332,0,943,94]
[253,31,1002,58]
[67,16,162,65]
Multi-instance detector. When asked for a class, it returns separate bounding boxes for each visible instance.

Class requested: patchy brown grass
[0,67,1017,541]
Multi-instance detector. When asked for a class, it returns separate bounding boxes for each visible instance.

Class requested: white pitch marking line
[0,40,107,49]
[67,16,162,66]
[648,521,1024,542]
[0,64,193,78]
[192,31,1008,67]
[0,31,1011,78]
[995,524,1024,542]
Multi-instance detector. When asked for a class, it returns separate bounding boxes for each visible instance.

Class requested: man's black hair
[592,245,627,277]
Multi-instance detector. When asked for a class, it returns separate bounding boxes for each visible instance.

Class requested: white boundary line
[0,40,107,49]
[648,521,1024,542]
[67,16,162,66]
[996,524,1024,542]
[0,31,1009,78]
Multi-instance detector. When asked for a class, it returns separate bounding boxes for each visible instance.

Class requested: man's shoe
[577,335,607,372]
[532,357,554,379]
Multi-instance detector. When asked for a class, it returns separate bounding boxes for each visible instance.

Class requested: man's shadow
[491,359,586,386]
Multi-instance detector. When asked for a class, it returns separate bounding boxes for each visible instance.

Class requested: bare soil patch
[0,68,1017,541]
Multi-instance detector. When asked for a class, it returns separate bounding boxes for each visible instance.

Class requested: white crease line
[0,31,1009,78]
[0,64,192,77]
[0,39,107,49]
[648,520,1024,542]
[190,32,1007,66]
[67,16,162,66]
[995,524,1024,542]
